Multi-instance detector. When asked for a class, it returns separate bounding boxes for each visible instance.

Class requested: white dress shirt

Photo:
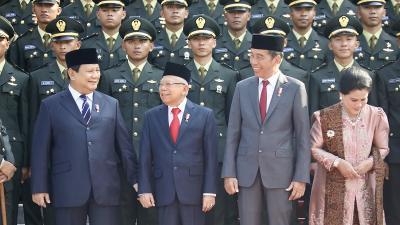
[258,72,279,113]
[68,85,93,113]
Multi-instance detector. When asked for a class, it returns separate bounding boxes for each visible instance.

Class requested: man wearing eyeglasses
[138,62,218,225]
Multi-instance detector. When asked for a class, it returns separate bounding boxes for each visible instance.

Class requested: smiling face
[159,75,188,106]
[68,64,101,94]
[250,48,281,79]
[329,34,359,60]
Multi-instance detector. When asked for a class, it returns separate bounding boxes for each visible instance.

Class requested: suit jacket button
[260,131,263,134]
[390,133,393,136]
[133,132,138,137]
[200,87,205,92]
[88,141,92,145]
[173,166,178,170]
[134,117,138,122]
[173,150,177,154]
[370,56,375,61]
[134,88,139,92]
[200,102,204,106]
[86,127,90,130]
[134,102,139,107]
[258,150,262,153]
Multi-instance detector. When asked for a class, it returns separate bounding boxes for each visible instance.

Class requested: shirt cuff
[203,193,216,197]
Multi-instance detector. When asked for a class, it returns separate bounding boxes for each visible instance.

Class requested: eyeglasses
[158,82,186,88]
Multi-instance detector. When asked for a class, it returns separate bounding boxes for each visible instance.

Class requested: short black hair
[339,66,372,95]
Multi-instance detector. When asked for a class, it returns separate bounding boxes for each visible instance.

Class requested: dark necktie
[170,108,181,144]
[21,0,27,10]
[233,38,241,49]
[145,2,153,15]
[43,33,51,49]
[332,0,338,15]
[395,3,400,15]
[107,37,114,51]
[80,95,91,125]
[199,66,206,82]
[259,80,269,122]
[208,0,216,13]
[62,69,68,80]
[369,35,377,50]
[133,68,140,82]
[171,33,178,48]
[298,36,307,48]
[268,0,276,14]
[85,2,92,18]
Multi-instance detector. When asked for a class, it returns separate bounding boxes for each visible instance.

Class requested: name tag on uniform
[113,79,126,84]
[388,78,400,84]
[314,15,326,20]
[68,16,78,19]
[5,13,16,18]
[41,81,54,86]
[283,47,294,53]
[355,47,362,52]
[251,14,264,19]
[154,46,164,50]
[215,48,228,53]
[24,45,36,50]
[322,78,335,84]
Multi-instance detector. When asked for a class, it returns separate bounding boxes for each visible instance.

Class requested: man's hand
[354,158,373,176]
[336,159,361,179]
[0,160,16,181]
[0,172,8,183]
[202,195,215,212]
[139,193,155,208]
[32,193,51,208]
[21,167,31,183]
[286,181,306,201]
[224,177,239,195]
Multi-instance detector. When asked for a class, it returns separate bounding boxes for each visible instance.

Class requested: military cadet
[148,0,192,69]
[61,0,100,36]
[81,0,126,70]
[25,17,83,225]
[182,14,238,225]
[125,0,163,31]
[249,0,291,29]
[0,118,17,225]
[188,0,225,30]
[354,0,399,70]
[8,0,61,72]
[0,0,36,36]
[0,16,29,225]
[98,17,162,225]
[376,19,400,225]
[284,0,329,72]
[213,0,254,71]
[309,15,378,115]
[242,16,309,87]
[313,0,356,35]
[380,0,400,37]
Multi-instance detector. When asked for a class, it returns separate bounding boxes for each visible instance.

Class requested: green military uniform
[188,0,226,30]
[98,17,161,225]
[249,0,291,30]
[125,0,163,31]
[313,0,356,35]
[183,14,238,225]
[381,0,398,37]
[61,0,101,36]
[0,18,29,225]
[0,0,36,36]
[376,58,400,225]
[0,118,16,225]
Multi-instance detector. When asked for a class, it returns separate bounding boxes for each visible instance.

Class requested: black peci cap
[163,62,191,83]
[251,34,285,52]
[66,48,99,68]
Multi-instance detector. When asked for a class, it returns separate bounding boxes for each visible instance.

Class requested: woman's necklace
[343,108,362,127]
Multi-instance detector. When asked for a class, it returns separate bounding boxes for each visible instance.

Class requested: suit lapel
[186,61,201,84]
[120,61,135,86]
[97,32,110,52]
[136,62,154,86]
[60,90,86,125]
[203,60,219,85]
[48,62,68,87]
[32,28,46,52]
[249,77,262,126]
[89,91,102,125]
[265,72,288,123]
[176,100,194,144]
[157,104,173,145]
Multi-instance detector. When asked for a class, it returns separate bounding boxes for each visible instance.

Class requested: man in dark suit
[98,17,162,225]
[138,62,218,225]
[214,0,253,72]
[0,16,29,225]
[8,0,61,72]
[30,48,137,225]
[354,0,399,70]
[27,17,84,225]
[148,0,192,69]
[309,15,377,115]
[222,34,311,225]
[61,0,100,36]
[183,14,238,225]
[81,0,127,70]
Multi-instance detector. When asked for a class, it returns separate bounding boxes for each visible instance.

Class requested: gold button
[234,56,239,61]
[200,102,205,106]
[134,117,138,122]
[20,20,25,24]
[118,88,122,92]
[200,87,205,92]
[170,53,175,57]
[44,53,48,58]
[87,22,91,27]
[50,88,54,93]
[330,84,335,89]
[133,132,138,137]
[370,56,375,61]
[134,102,139,107]
[110,53,114,58]
[385,56,389,60]
[149,88,153,92]
[134,88,139,92]
[313,55,317,59]
[300,54,305,59]
[46,90,50,94]
[327,88,331,91]
[9,91,13,95]
[396,87,399,91]
[219,133,223,137]
[12,137,16,141]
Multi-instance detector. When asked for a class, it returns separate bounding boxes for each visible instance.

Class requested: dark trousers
[54,194,120,225]
[384,163,400,225]
[206,163,239,225]
[158,198,205,225]
[0,169,20,225]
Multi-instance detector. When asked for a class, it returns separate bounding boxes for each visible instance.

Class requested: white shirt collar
[0,59,5,75]
[194,59,213,71]
[258,71,279,87]
[168,97,187,114]
[68,85,93,102]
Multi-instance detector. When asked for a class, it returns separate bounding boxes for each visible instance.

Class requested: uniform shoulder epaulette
[311,62,327,73]
[16,28,33,40]
[81,32,99,41]
[370,61,394,72]
[30,63,50,73]
[151,63,164,71]
[219,62,235,70]
[9,62,28,74]
[357,63,374,71]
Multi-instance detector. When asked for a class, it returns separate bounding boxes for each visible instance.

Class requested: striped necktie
[80,95,91,125]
